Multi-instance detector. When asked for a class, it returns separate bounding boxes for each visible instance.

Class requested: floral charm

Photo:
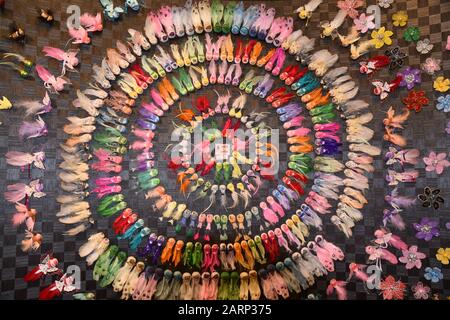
[403,26,421,42]
[402,90,429,112]
[413,217,440,240]
[421,57,441,75]
[371,27,394,49]
[423,151,450,174]
[424,267,443,283]
[392,11,408,27]
[380,275,406,300]
[446,121,450,135]
[411,282,430,300]
[436,95,450,113]
[399,246,426,269]
[417,187,444,209]
[416,38,433,54]
[353,13,375,33]
[337,0,364,19]
[433,76,449,92]
[436,248,450,265]
[378,0,394,9]
[447,35,450,50]
[385,47,408,70]
[398,67,421,90]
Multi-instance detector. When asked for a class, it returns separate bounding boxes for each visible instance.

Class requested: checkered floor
[0,0,449,300]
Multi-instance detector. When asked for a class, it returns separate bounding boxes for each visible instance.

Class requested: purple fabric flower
[423,151,450,174]
[399,245,426,269]
[413,217,440,241]
[398,67,421,90]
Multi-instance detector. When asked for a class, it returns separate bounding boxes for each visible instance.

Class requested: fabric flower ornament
[421,58,441,75]
[398,67,421,90]
[353,13,375,33]
[417,187,444,210]
[424,267,443,283]
[337,0,364,19]
[380,275,406,300]
[411,282,430,300]
[378,0,393,8]
[371,27,394,49]
[416,38,433,54]
[446,121,450,135]
[436,95,450,113]
[399,246,426,269]
[392,11,408,27]
[447,35,450,50]
[402,90,429,112]
[423,151,450,174]
[433,76,450,92]
[403,26,421,42]
[413,217,440,240]
[436,248,450,265]
[385,47,408,70]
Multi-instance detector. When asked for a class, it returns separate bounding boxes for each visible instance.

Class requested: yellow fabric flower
[392,11,408,27]
[436,248,450,265]
[434,76,450,93]
[370,27,393,49]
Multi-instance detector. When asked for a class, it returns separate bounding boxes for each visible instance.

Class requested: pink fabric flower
[338,0,364,19]
[399,245,426,269]
[412,282,430,300]
[423,151,450,174]
[447,35,450,51]
[353,13,376,33]
[421,57,441,75]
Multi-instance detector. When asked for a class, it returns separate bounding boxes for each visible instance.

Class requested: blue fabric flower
[436,94,450,112]
[424,267,443,283]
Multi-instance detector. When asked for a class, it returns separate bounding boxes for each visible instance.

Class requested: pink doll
[35,65,70,93]
[42,46,79,74]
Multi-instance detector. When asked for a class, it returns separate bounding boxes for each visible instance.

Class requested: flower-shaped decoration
[371,27,394,49]
[423,151,450,174]
[398,67,421,90]
[413,217,440,240]
[436,95,450,113]
[380,275,406,300]
[385,47,408,70]
[403,26,421,42]
[416,38,433,54]
[399,245,426,269]
[421,57,441,75]
[447,35,450,50]
[436,248,450,265]
[338,0,364,19]
[417,187,444,210]
[434,76,449,92]
[353,13,375,33]
[424,267,443,283]
[412,282,430,300]
[392,11,408,27]
[378,0,394,8]
[447,222,450,230]
[402,90,428,112]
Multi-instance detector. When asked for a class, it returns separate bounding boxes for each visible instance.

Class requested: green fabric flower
[403,26,420,42]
